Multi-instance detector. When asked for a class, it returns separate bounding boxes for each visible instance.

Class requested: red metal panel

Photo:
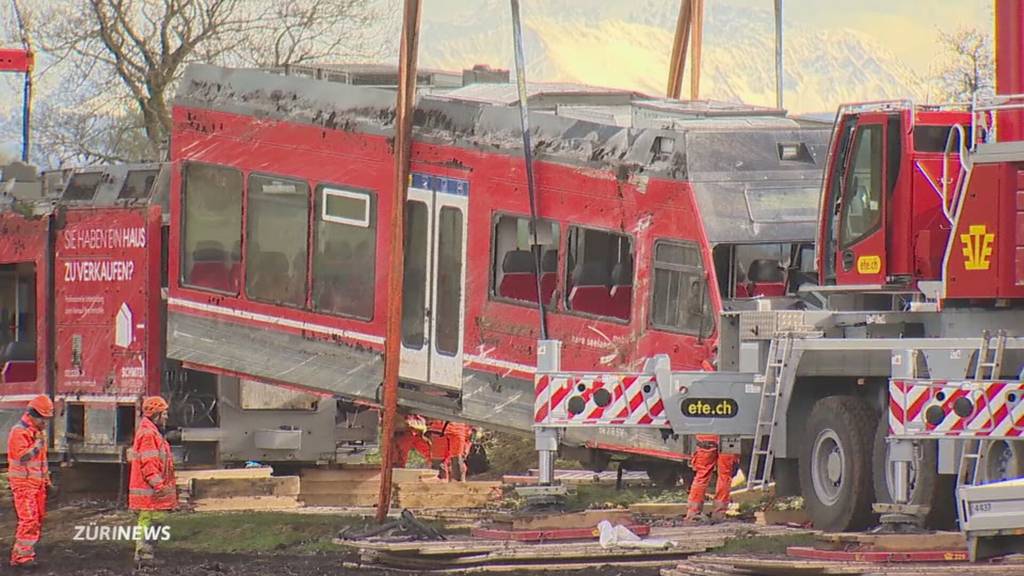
[0,48,31,73]
[54,208,161,396]
[945,164,1003,298]
[996,0,1024,142]
[0,212,49,400]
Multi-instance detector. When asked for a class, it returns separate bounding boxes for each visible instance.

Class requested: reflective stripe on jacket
[7,415,47,487]
[128,416,176,510]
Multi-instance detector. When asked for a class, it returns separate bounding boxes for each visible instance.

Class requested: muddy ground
[0,502,665,576]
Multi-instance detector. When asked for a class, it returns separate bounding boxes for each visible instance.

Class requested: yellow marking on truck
[961,224,994,270]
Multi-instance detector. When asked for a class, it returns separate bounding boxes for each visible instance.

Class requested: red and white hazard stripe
[534,372,669,428]
[889,379,1024,439]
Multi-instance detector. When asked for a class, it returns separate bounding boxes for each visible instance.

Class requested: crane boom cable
[509,0,548,340]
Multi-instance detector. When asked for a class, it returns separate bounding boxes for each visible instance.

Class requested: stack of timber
[665,554,1024,575]
[339,538,708,572]
[176,467,300,511]
[474,509,649,541]
[299,466,502,509]
[502,469,650,486]
[664,531,1024,576]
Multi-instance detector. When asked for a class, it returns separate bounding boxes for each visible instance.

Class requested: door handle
[841,250,855,272]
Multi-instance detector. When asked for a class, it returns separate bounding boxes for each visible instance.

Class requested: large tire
[871,415,955,529]
[978,440,1024,484]
[799,396,877,532]
[645,463,682,488]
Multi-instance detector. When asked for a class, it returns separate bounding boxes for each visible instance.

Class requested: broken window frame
[649,239,713,338]
[488,212,561,309]
[563,225,634,323]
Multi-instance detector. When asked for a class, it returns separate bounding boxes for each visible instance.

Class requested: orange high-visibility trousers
[686,446,739,515]
[10,484,45,565]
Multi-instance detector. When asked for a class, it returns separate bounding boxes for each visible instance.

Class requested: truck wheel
[799,396,877,532]
[978,440,1024,484]
[645,463,682,488]
[871,415,955,528]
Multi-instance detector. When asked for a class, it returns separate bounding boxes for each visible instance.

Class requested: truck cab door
[832,115,889,285]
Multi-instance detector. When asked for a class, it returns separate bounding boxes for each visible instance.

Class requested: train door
[399,175,468,390]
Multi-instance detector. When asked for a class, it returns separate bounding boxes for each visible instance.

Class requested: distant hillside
[418,0,926,114]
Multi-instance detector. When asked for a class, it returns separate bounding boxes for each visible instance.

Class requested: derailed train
[0,63,827,480]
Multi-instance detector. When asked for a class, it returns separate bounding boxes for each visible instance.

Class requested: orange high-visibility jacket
[128,416,176,510]
[6,414,47,487]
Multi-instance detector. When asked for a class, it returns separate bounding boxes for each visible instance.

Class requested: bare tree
[15,0,395,165]
[934,27,995,103]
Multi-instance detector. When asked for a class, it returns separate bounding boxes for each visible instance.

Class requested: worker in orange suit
[425,419,452,480]
[392,414,431,468]
[7,395,53,568]
[442,422,473,482]
[128,396,177,567]
[683,434,740,524]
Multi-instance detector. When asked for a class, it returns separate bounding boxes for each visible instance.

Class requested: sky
[0,1,995,161]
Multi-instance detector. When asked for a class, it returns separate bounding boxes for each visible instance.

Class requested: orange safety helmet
[27,395,53,418]
[142,396,169,417]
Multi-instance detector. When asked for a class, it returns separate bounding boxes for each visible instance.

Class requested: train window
[650,241,711,337]
[322,187,371,227]
[401,200,429,348]
[491,215,560,306]
[181,163,242,294]
[119,170,158,199]
[246,174,310,307]
[840,125,883,248]
[713,243,790,299]
[63,172,103,201]
[435,207,463,356]
[0,263,38,383]
[312,185,376,320]
[565,227,632,321]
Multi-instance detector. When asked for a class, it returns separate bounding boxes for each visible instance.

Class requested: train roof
[0,162,169,215]
[175,64,828,244]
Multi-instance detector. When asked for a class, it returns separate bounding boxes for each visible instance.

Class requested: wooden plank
[300,480,392,496]
[630,503,689,516]
[301,493,380,507]
[471,524,651,542]
[816,531,967,552]
[755,509,811,526]
[492,510,634,531]
[300,467,436,482]
[192,476,299,499]
[192,496,300,512]
[176,467,273,483]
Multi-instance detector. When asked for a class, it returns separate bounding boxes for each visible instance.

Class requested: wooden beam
[378,0,422,523]
[666,0,692,99]
[690,0,704,100]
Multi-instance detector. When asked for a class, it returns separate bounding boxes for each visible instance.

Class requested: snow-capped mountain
[418,0,926,114]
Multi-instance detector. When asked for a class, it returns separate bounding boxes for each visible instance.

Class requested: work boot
[681,503,709,526]
[710,502,729,523]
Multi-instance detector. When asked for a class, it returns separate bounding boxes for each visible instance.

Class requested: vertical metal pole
[376,0,421,524]
[774,0,783,110]
[12,0,32,162]
[995,0,1024,142]
[536,340,561,485]
[689,0,703,100]
[22,68,31,163]
[666,0,692,99]
[510,0,548,340]
[889,350,917,506]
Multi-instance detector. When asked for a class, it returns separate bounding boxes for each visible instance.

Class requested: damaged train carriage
[161,63,827,472]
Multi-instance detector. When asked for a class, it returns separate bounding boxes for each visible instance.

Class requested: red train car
[0,163,164,462]
[165,64,829,476]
